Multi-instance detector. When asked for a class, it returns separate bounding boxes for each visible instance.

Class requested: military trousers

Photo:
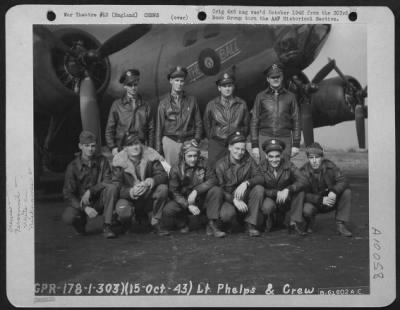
[222,184,265,226]
[62,183,119,230]
[303,188,351,223]
[261,191,305,225]
[115,184,168,225]
[163,186,224,228]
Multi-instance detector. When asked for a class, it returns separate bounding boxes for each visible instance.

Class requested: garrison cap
[79,130,96,144]
[167,66,188,80]
[216,72,236,86]
[228,131,247,145]
[181,139,200,155]
[122,133,141,147]
[306,142,324,156]
[264,63,284,78]
[119,69,140,85]
[262,139,286,154]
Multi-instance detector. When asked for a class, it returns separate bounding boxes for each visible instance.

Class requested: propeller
[311,58,336,84]
[37,25,152,150]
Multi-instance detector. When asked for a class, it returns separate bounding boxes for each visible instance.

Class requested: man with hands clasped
[112,133,170,236]
[300,142,352,237]
[163,140,226,237]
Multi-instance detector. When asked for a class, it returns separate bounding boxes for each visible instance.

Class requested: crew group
[62,63,352,239]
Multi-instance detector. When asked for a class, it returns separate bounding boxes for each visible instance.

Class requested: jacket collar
[265,86,287,95]
[122,93,143,105]
[74,152,99,171]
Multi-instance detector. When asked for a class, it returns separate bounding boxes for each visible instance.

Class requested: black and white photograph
[5,5,396,307]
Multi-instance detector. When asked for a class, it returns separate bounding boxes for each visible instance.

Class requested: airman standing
[251,63,301,162]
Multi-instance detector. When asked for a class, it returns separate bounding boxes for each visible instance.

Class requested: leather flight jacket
[250,87,300,148]
[63,153,112,210]
[203,96,250,144]
[259,157,307,200]
[169,157,216,208]
[300,159,349,205]
[215,152,264,196]
[105,94,155,150]
[155,93,202,154]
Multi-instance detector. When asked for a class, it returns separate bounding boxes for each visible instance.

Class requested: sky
[304,23,367,150]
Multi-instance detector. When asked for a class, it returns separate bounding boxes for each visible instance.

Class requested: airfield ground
[33,150,369,301]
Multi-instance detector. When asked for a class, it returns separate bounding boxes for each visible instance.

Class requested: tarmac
[34,151,369,298]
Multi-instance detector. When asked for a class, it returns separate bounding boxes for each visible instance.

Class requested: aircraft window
[183,30,198,46]
[204,25,220,38]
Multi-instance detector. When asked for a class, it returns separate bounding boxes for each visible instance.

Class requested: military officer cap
[182,139,200,155]
[306,142,324,156]
[262,138,286,153]
[79,130,96,144]
[167,66,188,80]
[228,131,247,145]
[122,133,141,147]
[264,63,284,78]
[216,72,236,86]
[119,69,140,85]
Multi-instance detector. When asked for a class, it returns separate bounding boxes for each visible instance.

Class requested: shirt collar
[122,94,141,105]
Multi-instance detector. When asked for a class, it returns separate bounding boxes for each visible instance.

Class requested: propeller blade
[354,104,366,150]
[311,59,336,84]
[97,24,152,58]
[34,25,77,56]
[300,103,314,147]
[80,75,102,150]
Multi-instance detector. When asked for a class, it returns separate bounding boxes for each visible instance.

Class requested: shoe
[207,220,226,238]
[246,223,261,237]
[179,225,190,234]
[288,222,307,236]
[103,224,116,239]
[336,222,352,237]
[304,216,315,234]
[265,216,273,233]
[72,222,87,236]
[153,223,170,236]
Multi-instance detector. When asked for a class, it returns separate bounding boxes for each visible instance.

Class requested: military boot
[153,223,170,236]
[206,220,226,238]
[304,215,315,234]
[103,224,116,239]
[336,222,352,237]
[246,223,261,237]
[288,222,307,236]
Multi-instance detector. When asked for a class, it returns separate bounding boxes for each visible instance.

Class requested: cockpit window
[204,25,220,39]
[183,29,198,47]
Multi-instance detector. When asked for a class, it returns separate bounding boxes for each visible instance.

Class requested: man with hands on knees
[215,131,265,237]
[62,131,119,239]
[163,140,226,237]
[300,142,352,237]
[259,139,308,236]
[112,133,170,236]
